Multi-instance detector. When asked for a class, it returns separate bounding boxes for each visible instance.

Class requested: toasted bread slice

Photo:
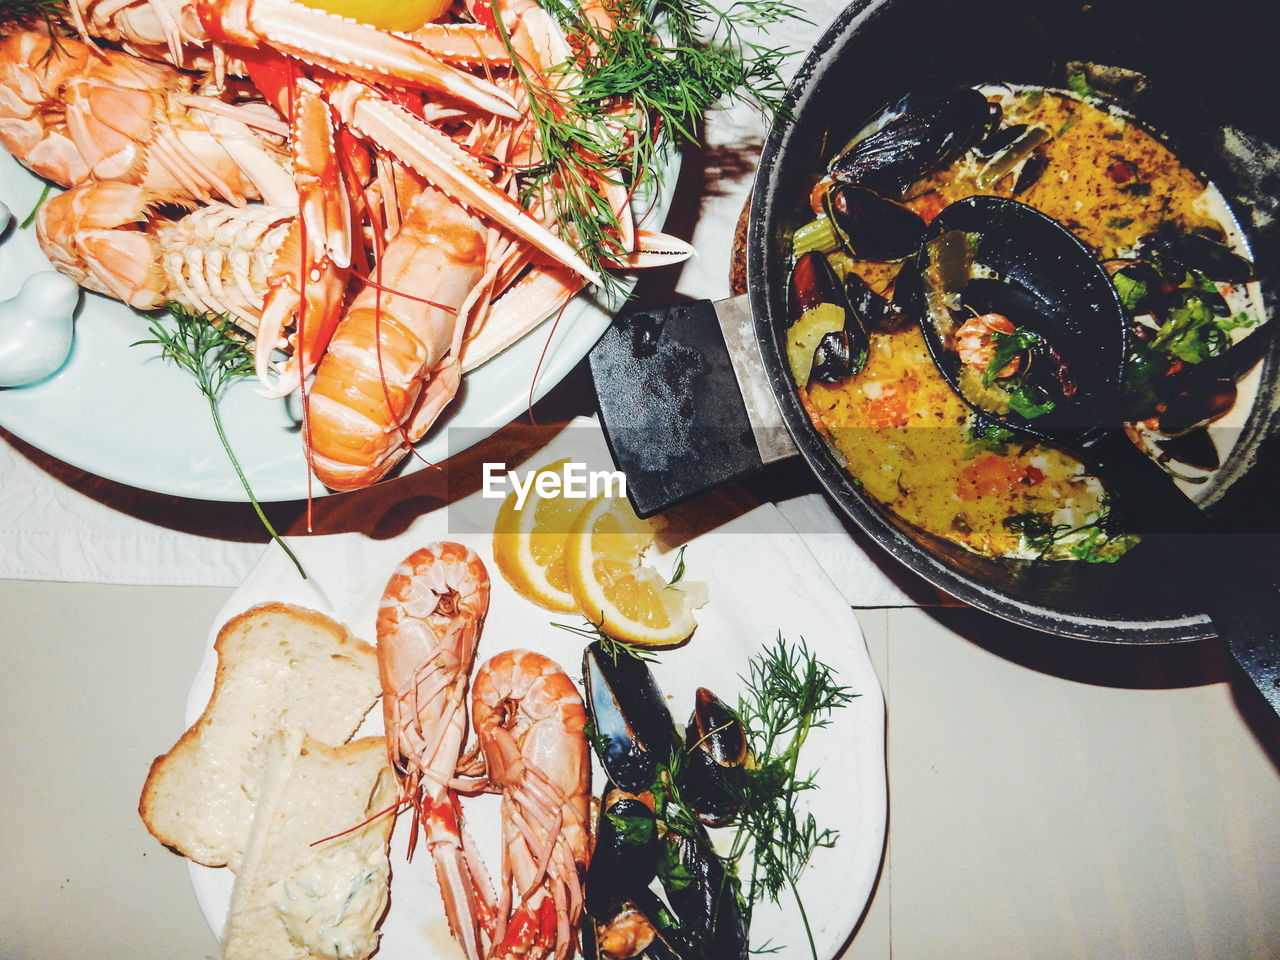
[221,734,397,960]
[139,602,380,869]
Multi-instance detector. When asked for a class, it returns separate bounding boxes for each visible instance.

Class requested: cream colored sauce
[270,844,389,960]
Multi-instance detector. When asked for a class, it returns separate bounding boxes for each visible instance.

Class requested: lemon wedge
[296,0,449,31]
[492,458,582,613]
[564,494,707,647]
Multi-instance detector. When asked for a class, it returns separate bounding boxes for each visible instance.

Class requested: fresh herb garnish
[1005,377,1057,419]
[496,0,803,286]
[1066,70,1097,100]
[551,617,656,661]
[1111,269,1148,310]
[724,635,856,959]
[133,304,305,578]
[966,416,1017,455]
[667,544,687,585]
[983,327,1040,386]
[1005,504,1131,562]
[19,182,52,229]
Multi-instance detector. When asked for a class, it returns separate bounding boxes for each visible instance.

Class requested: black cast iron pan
[588,0,1280,654]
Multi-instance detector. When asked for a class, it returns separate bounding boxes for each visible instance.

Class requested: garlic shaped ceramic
[0,268,79,388]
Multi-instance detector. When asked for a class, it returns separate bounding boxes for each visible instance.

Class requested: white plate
[180,434,887,959]
[0,149,677,502]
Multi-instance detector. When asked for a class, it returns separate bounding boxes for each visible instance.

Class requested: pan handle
[1084,427,1280,716]
[587,295,797,518]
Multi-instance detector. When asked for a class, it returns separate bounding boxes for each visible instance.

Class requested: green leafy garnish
[133,304,305,578]
[1066,70,1097,100]
[724,635,856,959]
[495,0,803,287]
[19,182,52,229]
[983,327,1040,386]
[1005,378,1057,419]
[551,617,656,661]
[1005,504,1132,562]
[607,808,658,846]
[1121,340,1168,420]
[1112,269,1148,310]
[1151,293,1226,363]
[1004,511,1071,557]
[966,416,1017,455]
[668,544,687,585]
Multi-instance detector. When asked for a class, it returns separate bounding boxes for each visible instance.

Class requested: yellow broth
[802,89,1237,560]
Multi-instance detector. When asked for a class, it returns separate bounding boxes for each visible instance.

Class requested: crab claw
[198,0,521,120]
[329,82,604,288]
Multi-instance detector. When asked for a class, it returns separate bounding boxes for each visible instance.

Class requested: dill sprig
[499,0,804,285]
[0,0,68,31]
[726,634,856,958]
[551,617,656,661]
[133,304,306,579]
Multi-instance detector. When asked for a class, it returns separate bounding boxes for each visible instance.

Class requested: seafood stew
[787,85,1261,562]
[749,0,1280,640]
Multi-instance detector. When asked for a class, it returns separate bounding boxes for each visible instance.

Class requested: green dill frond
[133,304,306,579]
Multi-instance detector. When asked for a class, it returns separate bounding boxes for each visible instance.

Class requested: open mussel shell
[787,250,844,326]
[585,796,659,918]
[846,269,907,332]
[1156,427,1220,471]
[661,832,749,960]
[583,642,680,793]
[584,888,694,960]
[1157,378,1237,437]
[829,88,994,198]
[1137,226,1255,283]
[902,196,1128,438]
[824,183,926,262]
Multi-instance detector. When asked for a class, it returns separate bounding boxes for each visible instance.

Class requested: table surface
[3,575,1280,960]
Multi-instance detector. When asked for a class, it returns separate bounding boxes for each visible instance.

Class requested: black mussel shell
[584,889,693,960]
[847,270,908,332]
[680,688,748,826]
[811,329,868,383]
[1157,379,1236,437]
[1156,427,1220,471]
[1137,226,1255,283]
[976,122,1028,158]
[583,643,681,793]
[825,183,927,262]
[1012,146,1050,195]
[788,250,844,325]
[586,797,659,918]
[662,832,749,960]
[829,88,993,198]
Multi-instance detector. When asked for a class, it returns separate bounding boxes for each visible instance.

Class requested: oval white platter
[180,440,887,958]
[0,149,677,502]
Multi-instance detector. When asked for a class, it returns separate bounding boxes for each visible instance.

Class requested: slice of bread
[221,734,397,960]
[139,602,381,869]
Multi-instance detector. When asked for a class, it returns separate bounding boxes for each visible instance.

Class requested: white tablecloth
[0,0,924,605]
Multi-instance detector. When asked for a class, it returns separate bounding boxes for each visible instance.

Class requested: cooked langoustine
[307,183,487,491]
[471,648,591,960]
[376,541,496,960]
[0,0,693,491]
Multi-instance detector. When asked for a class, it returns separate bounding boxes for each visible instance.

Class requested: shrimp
[955,311,1021,378]
[305,183,487,491]
[376,542,496,960]
[472,649,591,960]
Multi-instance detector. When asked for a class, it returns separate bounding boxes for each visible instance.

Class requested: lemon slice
[297,0,449,30]
[492,458,582,613]
[564,494,707,647]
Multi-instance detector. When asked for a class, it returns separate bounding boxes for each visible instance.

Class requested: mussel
[829,88,995,198]
[845,270,907,332]
[824,183,927,262]
[680,688,749,827]
[1137,226,1255,283]
[785,251,870,386]
[586,795,660,918]
[1156,427,1220,471]
[583,889,696,960]
[661,831,749,960]
[583,642,681,793]
[1157,378,1236,437]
